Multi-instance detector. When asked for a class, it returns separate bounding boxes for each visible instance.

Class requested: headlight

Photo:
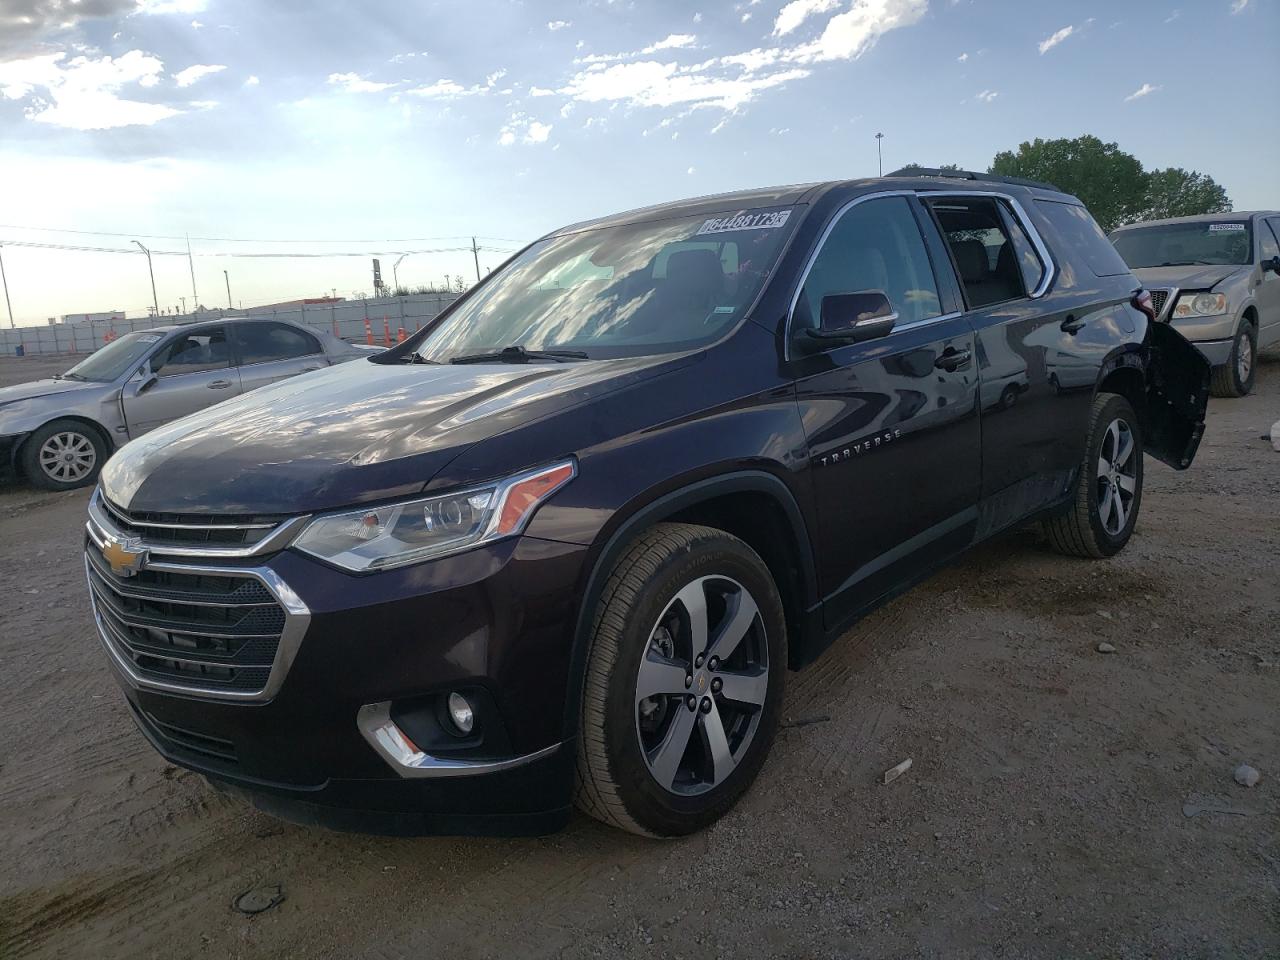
[1172,292,1228,319]
[293,459,575,572]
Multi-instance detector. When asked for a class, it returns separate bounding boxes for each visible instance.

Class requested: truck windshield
[416,206,798,362]
[1111,221,1253,268]
[62,332,162,382]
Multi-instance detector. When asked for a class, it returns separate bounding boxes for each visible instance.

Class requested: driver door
[122,325,243,436]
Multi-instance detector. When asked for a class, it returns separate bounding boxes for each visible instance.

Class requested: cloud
[0,49,183,129]
[975,89,998,102]
[174,63,225,87]
[1230,0,1249,11]
[773,0,840,36]
[644,34,697,53]
[957,52,968,61]
[498,113,553,146]
[786,0,928,64]
[327,71,396,93]
[244,75,260,87]
[547,19,571,31]
[1038,25,1074,53]
[405,78,468,98]
[135,0,208,12]
[1124,82,1160,101]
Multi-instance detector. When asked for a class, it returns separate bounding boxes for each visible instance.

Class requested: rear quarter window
[1035,200,1132,278]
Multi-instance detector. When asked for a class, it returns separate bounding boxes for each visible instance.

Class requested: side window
[234,322,322,365]
[1259,219,1280,262]
[1035,200,1131,277]
[927,196,1032,308]
[795,196,942,331]
[150,327,231,377]
[997,203,1047,295]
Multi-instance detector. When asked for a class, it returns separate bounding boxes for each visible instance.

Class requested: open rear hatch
[1145,323,1210,470]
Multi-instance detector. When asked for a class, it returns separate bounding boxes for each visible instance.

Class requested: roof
[548,174,1075,238]
[1113,211,1280,231]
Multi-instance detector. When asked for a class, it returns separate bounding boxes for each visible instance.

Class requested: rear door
[789,194,981,628]
[232,321,328,393]
[122,325,242,436]
[1257,217,1280,347]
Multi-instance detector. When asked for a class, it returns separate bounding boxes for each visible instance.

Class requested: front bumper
[0,433,27,479]
[86,499,590,836]
[1183,337,1233,367]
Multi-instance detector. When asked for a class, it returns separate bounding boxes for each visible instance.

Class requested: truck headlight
[293,460,575,572]
[1172,292,1228,319]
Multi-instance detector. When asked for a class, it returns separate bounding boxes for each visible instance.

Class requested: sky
[0,0,1276,325]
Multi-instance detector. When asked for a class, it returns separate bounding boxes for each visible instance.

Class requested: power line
[0,223,525,244]
[0,238,518,258]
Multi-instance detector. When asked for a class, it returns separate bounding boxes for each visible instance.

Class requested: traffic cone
[383,316,392,347]
[397,327,407,343]
[363,318,374,345]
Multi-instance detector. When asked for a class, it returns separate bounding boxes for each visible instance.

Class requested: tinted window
[235,322,322,364]
[1260,220,1279,262]
[1037,200,1132,277]
[1111,220,1254,268]
[927,196,1028,308]
[151,328,231,377]
[794,196,942,331]
[997,203,1047,294]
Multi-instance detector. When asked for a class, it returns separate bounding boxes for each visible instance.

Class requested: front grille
[99,496,285,548]
[135,705,239,765]
[86,543,287,695]
[1149,289,1170,319]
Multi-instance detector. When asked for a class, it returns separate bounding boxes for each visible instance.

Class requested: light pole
[875,132,884,177]
[132,240,160,318]
[223,270,233,309]
[0,244,14,328]
[392,254,407,292]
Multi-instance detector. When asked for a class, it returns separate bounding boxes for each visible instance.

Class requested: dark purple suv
[85,170,1209,837]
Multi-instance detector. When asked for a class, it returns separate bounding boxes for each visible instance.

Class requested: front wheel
[1209,322,1256,398]
[21,419,108,491]
[1043,393,1143,558]
[575,523,787,837]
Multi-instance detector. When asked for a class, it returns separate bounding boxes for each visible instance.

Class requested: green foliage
[989,135,1147,231]
[988,135,1232,231]
[1138,168,1232,222]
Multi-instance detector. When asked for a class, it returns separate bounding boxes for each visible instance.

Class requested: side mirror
[801,290,898,346]
[1265,256,1280,275]
[129,372,158,397]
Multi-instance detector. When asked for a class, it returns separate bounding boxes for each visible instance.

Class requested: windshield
[62,332,164,382]
[415,206,798,362]
[1112,221,1253,268]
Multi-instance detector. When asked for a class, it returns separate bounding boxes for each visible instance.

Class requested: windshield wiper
[449,345,589,365]
[59,372,86,381]
[1156,260,1214,267]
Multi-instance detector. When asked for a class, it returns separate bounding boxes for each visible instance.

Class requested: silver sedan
[0,318,375,490]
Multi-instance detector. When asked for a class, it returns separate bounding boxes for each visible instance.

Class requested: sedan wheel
[39,430,98,485]
[21,419,109,491]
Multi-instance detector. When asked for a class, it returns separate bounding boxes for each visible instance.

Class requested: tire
[575,522,787,837]
[999,383,1020,410]
[1209,322,1256,398]
[1042,393,1143,559]
[20,419,108,491]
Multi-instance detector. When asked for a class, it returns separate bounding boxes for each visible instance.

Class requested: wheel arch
[560,470,820,740]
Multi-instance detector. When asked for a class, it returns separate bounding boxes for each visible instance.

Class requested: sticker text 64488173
[695,209,792,236]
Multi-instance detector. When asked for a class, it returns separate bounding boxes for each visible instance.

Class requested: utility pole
[223,270,233,309]
[471,237,482,283]
[132,240,160,318]
[186,233,199,308]
[180,296,187,314]
[875,132,884,177]
[393,253,407,291]
[0,245,14,329]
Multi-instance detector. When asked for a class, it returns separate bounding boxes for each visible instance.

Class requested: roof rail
[885,166,1063,193]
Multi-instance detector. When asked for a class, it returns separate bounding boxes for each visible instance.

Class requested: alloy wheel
[1096,418,1137,536]
[38,431,97,484]
[1237,331,1253,386]
[634,575,769,796]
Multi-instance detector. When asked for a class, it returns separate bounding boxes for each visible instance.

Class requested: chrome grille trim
[1149,287,1177,323]
[85,506,310,702]
[88,488,308,560]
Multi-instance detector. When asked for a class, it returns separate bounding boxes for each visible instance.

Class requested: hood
[1131,264,1246,291]
[0,377,103,406]
[101,355,678,515]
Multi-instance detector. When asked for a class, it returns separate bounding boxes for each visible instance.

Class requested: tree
[989,135,1147,231]
[1137,168,1232,223]
[893,163,964,174]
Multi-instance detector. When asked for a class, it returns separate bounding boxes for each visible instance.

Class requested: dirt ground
[0,352,1276,960]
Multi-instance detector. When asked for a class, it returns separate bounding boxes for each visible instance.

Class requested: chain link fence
[0,293,462,357]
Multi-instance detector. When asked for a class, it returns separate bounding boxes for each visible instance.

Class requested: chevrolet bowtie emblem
[103,536,147,578]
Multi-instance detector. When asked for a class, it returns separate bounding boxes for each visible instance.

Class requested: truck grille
[1149,289,1170,319]
[85,491,310,701]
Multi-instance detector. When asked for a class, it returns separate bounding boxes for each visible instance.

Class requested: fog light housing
[446,692,475,735]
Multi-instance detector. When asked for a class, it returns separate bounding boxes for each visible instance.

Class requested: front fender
[1145,323,1210,469]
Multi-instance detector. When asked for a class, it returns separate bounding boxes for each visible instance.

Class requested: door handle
[934,348,972,372]
[207,380,232,389]
[1060,314,1086,334]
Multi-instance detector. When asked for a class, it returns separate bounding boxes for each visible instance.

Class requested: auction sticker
[1208,223,1245,232]
[138,335,162,342]
[696,209,792,236]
